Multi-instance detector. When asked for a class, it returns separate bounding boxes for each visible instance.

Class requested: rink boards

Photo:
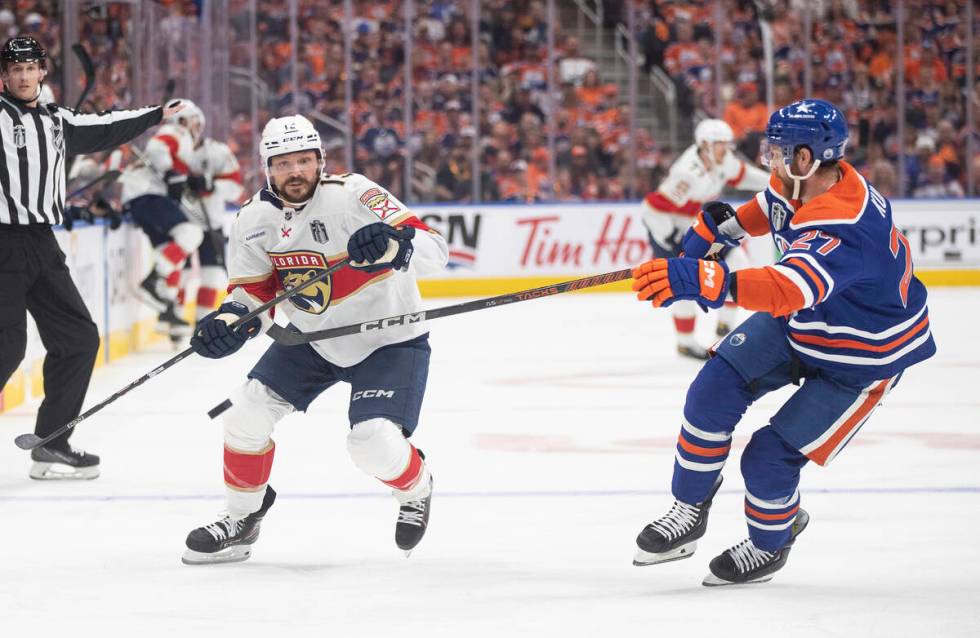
[1,199,976,413]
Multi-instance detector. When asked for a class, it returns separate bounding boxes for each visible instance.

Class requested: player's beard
[277,175,318,206]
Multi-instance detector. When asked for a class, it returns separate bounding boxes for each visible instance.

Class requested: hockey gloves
[187,173,213,196]
[165,170,188,200]
[681,201,740,259]
[190,301,262,359]
[632,257,730,309]
[347,222,415,272]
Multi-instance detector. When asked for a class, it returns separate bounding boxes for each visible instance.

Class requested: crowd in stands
[4,0,979,203]
[632,0,979,197]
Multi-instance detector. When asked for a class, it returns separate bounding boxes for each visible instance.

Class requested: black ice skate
[633,476,723,566]
[29,445,100,480]
[396,476,433,557]
[182,486,277,565]
[157,304,192,337]
[677,344,710,361]
[702,508,810,587]
[138,270,172,313]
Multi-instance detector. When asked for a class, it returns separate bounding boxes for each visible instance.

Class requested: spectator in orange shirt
[905,41,948,88]
[723,82,769,140]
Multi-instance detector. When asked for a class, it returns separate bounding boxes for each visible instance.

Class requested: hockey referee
[0,35,184,480]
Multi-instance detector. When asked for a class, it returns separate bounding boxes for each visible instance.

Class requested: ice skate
[182,486,277,565]
[396,475,432,556]
[29,445,100,480]
[633,476,722,566]
[702,508,810,586]
[677,344,710,361]
[716,321,733,338]
[138,270,172,313]
[157,304,192,337]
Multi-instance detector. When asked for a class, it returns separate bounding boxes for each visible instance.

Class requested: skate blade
[137,289,170,313]
[181,545,253,565]
[701,572,774,587]
[633,541,697,566]
[29,462,100,481]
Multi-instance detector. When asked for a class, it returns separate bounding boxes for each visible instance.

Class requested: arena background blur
[4,0,977,204]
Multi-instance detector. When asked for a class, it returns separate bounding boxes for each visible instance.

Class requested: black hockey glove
[90,198,123,230]
[62,205,94,231]
[190,301,262,359]
[187,173,212,196]
[347,223,415,272]
[165,169,188,200]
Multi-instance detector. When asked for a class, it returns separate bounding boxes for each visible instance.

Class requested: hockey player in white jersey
[119,99,207,335]
[171,111,244,328]
[640,119,769,359]
[181,115,448,565]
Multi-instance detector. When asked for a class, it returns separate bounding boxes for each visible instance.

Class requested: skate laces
[203,514,245,541]
[397,499,426,527]
[648,500,700,540]
[727,539,774,574]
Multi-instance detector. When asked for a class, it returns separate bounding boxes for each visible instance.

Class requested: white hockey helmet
[170,99,206,143]
[260,115,323,173]
[694,118,734,146]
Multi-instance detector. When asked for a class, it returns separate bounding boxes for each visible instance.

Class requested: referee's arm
[59,105,164,155]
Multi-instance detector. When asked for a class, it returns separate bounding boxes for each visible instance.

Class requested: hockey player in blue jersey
[629,99,936,586]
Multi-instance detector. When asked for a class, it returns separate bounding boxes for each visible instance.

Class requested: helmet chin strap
[784,159,822,200]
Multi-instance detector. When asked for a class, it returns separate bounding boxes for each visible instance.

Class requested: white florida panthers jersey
[641,144,770,245]
[228,173,449,367]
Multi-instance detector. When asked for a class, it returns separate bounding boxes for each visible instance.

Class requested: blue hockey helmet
[765,99,848,167]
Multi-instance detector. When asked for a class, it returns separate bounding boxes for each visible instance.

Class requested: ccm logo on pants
[352,389,395,400]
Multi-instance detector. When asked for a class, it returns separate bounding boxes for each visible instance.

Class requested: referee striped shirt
[0,92,162,226]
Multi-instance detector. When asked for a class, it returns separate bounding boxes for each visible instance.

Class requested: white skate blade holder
[633,541,698,566]
[29,461,99,481]
[182,545,253,566]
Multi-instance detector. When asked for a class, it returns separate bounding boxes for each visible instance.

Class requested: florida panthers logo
[268,251,333,314]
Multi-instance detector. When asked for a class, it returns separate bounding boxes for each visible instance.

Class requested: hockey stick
[71,43,96,112]
[13,259,350,451]
[266,268,633,346]
[66,169,121,201]
[65,44,96,176]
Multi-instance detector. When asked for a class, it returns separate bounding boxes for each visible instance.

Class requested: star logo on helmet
[796,103,813,114]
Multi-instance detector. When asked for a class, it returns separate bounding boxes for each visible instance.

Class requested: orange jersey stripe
[744,503,800,521]
[733,266,807,317]
[791,316,930,353]
[785,257,827,302]
[806,379,890,466]
[677,434,731,458]
[735,198,770,237]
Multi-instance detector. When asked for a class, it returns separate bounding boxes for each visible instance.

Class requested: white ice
[0,289,977,637]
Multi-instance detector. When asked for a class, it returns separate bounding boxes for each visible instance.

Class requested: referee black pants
[0,225,100,449]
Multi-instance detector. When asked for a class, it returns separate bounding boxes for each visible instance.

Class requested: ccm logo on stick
[361,312,427,331]
[352,390,395,400]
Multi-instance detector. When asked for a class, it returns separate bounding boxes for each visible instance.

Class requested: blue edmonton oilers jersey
[754,161,936,381]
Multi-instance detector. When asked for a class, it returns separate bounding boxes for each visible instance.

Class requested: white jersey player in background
[640,119,769,359]
[119,100,208,335]
[182,115,448,564]
[170,107,244,330]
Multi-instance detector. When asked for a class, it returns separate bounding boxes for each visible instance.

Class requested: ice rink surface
[1,288,977,637]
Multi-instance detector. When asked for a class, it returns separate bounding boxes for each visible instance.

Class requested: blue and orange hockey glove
[681,201,740,259]
[632,257,730,309]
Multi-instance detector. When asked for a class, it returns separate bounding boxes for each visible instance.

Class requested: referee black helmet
[0,36,47,70]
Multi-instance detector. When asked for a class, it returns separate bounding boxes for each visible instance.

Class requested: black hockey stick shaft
[267,268,633,346]
[65,44,96,176]
[66,169,121,201]
[14,259,349,450]
[71,43,96,111]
